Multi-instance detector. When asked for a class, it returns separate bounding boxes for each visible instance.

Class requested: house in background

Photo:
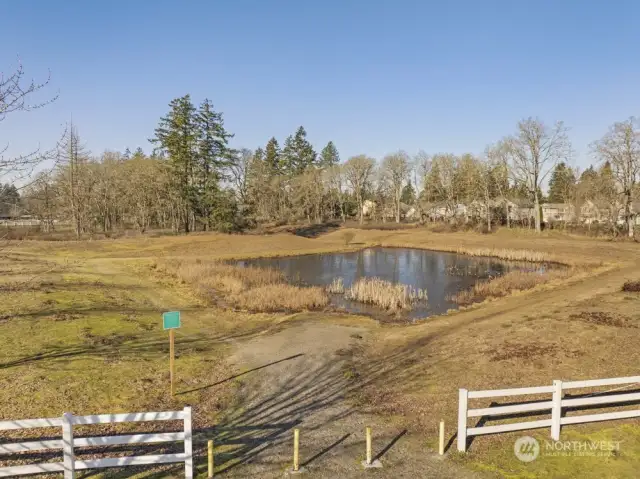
[541,203,576,223]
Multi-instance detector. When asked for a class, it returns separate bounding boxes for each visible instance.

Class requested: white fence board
[0,418,62,430]
[468,385,554,399]
[468,419,552,436]
[0,463,65,477]
[562,392,640,408]
[468,401,553,417]
[72,411,184,425]
[563,376,640,390]
[0,439,63,454]
[75,432,185,447]
[75,453,187,469]
[561,410,640,426]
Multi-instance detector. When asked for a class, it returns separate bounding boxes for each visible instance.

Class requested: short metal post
[439,420,445,455]
[208,440,214,477]
[293,428,300,471]
[62,412,75,479]
[184,406,193,479]
[457,388,468,452]
[551,380,563,441]
[365,426,372,465]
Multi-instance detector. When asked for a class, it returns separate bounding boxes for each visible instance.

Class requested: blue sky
[2,0,640,172]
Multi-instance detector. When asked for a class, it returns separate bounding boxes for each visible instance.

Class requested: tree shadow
[177,354,305,395]
[373,429,407,462]
[290,222,341,238]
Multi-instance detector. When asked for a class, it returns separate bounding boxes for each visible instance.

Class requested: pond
[237,248,546,320]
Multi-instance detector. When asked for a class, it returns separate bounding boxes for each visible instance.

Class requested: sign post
[162,311,181,396]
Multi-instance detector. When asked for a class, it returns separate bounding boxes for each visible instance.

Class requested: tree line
[8,92,640,237]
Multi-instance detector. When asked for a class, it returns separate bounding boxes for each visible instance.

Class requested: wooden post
[293,428,300,471]
[457,388,468,452]
[62,413,75,479]
[208,440,214,477]
[365,426,372,465]
[551,380,563,441]
[170,329,175,396]
[438,420,445,455]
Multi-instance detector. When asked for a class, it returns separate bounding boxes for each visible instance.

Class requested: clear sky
[2,0,640,171]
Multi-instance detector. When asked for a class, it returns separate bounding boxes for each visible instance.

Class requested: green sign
[162,311,181,330]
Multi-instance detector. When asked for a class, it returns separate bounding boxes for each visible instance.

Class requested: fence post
[293,428,300,471]
[62,412,75,479]
[457,388,468,452]
[184,406,193,479]
[208,439,214,477]
[365,427,372,465]
[438,420,445,456]
[551,380,563,441]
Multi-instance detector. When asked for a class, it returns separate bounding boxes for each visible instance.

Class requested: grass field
[1,226,639,477]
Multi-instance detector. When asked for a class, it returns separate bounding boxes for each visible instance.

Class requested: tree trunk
[396,196,400,223]
[486,201,491,232]
[534,191,541,233]
[626,192,634,237]
[505,202,510,229]
[358,195,364,225]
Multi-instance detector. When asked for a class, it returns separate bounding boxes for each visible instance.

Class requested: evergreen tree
[281,126,316,175]
[548,162,576,203]
[132,147,145,160]
[150,94,198,232]
[194,99,235,230]
[123,147,132,160]
[0,184,20,216]
[264,137,281,174]
[320,141,339,168]
[401,180,416,205]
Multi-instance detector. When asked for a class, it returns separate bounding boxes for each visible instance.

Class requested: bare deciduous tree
[506,118,571,232]
[1,60,58,181]
[381,151,410,223]
[344,155,375,224]
[592,117,640,237]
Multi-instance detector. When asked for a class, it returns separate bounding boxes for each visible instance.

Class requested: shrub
[345,277,427,311]
[342,231,356,246]
[622,280,640,292]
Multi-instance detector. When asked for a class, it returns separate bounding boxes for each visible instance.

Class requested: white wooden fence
[0,407,193,478]
[458,375,640,452]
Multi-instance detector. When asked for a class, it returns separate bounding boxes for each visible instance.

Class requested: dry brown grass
[158,258,285,294]
[229,284,329,312]
[154,258,328,312]
[345,277,427,311]
[450,268,574,305]
[455,247,551,263]
[326,277,345,294]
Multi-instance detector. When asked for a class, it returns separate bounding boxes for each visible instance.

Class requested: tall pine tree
[264,137,281,174]
[548,162,576,203]
[281,126,316,175]
[151,95,198,232]
[320,141,339,168]
[195,99,235,230]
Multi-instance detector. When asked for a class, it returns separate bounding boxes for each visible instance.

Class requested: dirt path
[211,319,481,478]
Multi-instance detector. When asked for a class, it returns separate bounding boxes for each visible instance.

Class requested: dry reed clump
[154,258,328,312]
[622,280,640,292]
[229,284,329,312]
[456,247,551,263]
[450,268,572,305]
[326,277,345,294]
[345,277,427,311]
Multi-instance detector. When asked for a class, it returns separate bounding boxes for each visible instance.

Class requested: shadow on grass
[177,354,305,395]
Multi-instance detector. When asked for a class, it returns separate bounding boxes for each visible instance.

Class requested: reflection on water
[238,248,546,320]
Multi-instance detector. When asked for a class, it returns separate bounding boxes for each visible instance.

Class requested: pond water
[237,248,546,320]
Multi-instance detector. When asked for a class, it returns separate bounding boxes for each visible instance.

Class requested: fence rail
[0,407,192,478]
[458,375,640,452]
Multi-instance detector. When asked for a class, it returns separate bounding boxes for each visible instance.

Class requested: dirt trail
[213,320,480,478]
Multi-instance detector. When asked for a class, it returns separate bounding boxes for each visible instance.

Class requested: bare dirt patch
[569,311,636,328]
